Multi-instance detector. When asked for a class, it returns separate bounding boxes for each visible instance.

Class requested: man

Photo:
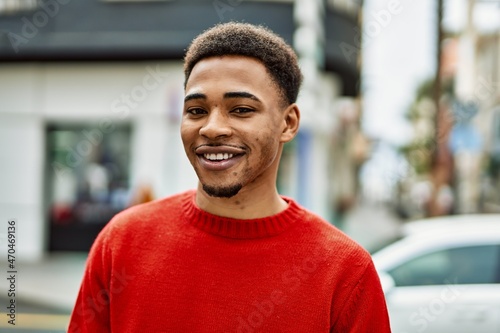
[68,22,391,332]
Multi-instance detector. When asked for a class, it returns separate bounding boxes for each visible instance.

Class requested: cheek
[180,126,199,161]
[180,123,195,145]
[255,131,280,162]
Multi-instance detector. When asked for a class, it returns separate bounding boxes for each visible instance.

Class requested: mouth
[203,153,235,161]
[195,145,246,171]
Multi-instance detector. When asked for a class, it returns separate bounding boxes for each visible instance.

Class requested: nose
[199,110,232,139]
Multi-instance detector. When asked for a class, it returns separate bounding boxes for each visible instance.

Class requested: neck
[195,182,288,219]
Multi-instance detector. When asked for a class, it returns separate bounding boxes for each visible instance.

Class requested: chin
[202,183,243,198]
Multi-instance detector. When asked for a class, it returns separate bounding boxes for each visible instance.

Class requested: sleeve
[331,260,392,333]
[67,225,113,333]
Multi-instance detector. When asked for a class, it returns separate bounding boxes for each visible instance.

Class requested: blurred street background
[0,0,499,331]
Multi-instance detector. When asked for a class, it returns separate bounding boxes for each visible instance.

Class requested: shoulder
[111,190,192,226]
[292,207,384,309]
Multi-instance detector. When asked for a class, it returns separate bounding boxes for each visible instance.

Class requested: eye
[186,108,207,116]
[231,107,254,114]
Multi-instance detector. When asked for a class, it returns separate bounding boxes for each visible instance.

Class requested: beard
[202,183,243,198]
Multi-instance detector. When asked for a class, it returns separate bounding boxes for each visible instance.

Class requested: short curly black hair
[184,22,303,106]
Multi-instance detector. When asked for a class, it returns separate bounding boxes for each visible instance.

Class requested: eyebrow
[223,91,261,103]
[184,93,206,103]
[184,91,262,103]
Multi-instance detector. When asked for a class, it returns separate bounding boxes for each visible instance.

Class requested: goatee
[202,183,243,198]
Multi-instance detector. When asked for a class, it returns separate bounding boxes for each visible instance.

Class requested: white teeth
[204,153,234,161]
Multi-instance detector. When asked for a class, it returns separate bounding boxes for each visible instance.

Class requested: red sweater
[68,190,391,332]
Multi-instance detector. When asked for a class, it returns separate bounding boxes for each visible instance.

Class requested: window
[389,245,500,286]
[46,124,132,251]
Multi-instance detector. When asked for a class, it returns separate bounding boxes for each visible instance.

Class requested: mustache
[195,143,244,149]
[193,143,248,155]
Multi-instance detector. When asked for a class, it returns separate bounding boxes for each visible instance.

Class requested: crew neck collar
[181,190,304,239]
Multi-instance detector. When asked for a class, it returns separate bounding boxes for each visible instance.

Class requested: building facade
[0,0,361,260]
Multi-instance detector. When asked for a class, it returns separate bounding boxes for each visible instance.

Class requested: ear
[280,103,300,143]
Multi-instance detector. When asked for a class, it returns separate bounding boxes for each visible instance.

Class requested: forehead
[185,55,280,96]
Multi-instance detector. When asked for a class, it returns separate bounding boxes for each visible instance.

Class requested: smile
[194,146,245,171]
[197,153,243,171]
[204,153,234,161]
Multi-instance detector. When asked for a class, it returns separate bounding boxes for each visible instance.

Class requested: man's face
[181,55,291,198]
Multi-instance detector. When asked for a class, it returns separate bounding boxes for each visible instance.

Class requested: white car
[372,214,500,333]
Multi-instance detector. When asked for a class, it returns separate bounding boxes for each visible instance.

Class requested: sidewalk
[0,253,86,332]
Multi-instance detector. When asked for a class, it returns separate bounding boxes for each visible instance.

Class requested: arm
[331,260,392,332]
[67,227,112,333]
